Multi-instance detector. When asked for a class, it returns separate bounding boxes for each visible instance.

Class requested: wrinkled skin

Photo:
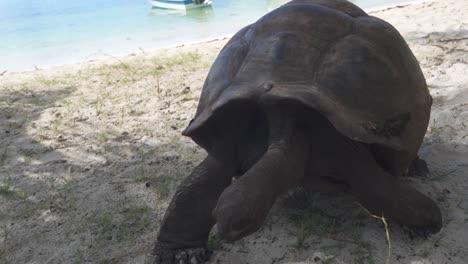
[153,1,442,263]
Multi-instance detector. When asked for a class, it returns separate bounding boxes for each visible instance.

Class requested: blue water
[0,0,410,72]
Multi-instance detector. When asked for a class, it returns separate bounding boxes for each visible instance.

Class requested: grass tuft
[361,207,392,264]
[34,76,67,87]
[0,181,26,200]
[0,181,15,198]
[135,174,173,200]
[207,235,222,251]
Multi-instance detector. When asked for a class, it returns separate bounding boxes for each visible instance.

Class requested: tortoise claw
[154,244,211,264]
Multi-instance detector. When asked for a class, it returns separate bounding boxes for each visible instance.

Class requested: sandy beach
[1,0,467,263]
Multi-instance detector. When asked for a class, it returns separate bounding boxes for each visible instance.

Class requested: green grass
[135,174,173,199]
[91,97,105,116]
[128,109,145,117]
[0,249,7,263]
[207,235,223,251]
[95,212,114,232]
[0,181,15,198]
[367,212,391,264]
[96,132,111,143]
[351,241,375,264]
[290,207,342,249]
[51,117,62,136]
[95,129,120,143]
[20,148,35,163]
[79,51,205,87]
[160,51,201,68]
[121,206,150,233]
[34,76,67,87]
[71,249,85,264]
[321,254,337,264]
[88,205,152,249]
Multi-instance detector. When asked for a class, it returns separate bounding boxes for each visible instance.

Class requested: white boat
[151,0,213,10]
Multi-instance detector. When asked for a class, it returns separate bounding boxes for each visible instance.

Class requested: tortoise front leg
[213,106,310,241]
[154,155,235,264]
[343,143,442,236]
[303,114,441,236]
[350,168,442,236]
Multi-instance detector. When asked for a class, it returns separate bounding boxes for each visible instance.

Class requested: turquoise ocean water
[0,0,410,72]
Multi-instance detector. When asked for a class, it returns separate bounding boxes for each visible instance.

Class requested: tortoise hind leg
[343,143,442,236]
[154,155,235,264]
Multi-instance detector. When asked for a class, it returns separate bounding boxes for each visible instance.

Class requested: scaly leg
[302,112,441,235]
[344,142,442,235]
[213,106,310,241]
[154,155,235,264]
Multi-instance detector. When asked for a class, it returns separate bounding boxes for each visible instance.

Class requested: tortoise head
[212,104,311,242]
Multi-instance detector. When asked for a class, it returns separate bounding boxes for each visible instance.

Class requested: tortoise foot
[214,176,276,242]
[407,157,429,177]
[154,244,211,264]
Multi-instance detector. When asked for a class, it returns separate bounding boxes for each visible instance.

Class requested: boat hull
[151,0,213,10]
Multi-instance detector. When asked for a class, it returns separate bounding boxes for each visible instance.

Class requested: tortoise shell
[183,0,432,176]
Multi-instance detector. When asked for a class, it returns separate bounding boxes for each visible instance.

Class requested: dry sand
[0,0,467,263]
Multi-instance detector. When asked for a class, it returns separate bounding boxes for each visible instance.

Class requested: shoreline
[366,0,433,12]
[0,33,234,76]
[1,0,428,75]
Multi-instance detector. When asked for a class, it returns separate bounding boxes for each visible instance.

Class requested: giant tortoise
[154,0,442,263]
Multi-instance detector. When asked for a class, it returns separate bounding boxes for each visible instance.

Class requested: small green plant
[0,181,14,198]
[165,52,198,67]
[92,98,105,116]
[78,96,87,106]
[207,235,222,251]
[122,206,150,229]
[0,247,8,264]
[96,129,119,143]
[95,212,114,233]
[370,214,391,264]
[351,241,375,264]
[96,132,110,143]
[62,99,74,117]
[150,51,202,70]
[35,76,65,87]
[128,109,145,117]
[20,148,34,163]
[71,249,85,264]
[291,208,340,249]
[107,61,131,71]
[91,206,152,244]
[135,174,173,199]
[322,254,337,264]
[0,180,26,200]
[119,206,151,241]
[51,118,61,136]
[357,206,390,264]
